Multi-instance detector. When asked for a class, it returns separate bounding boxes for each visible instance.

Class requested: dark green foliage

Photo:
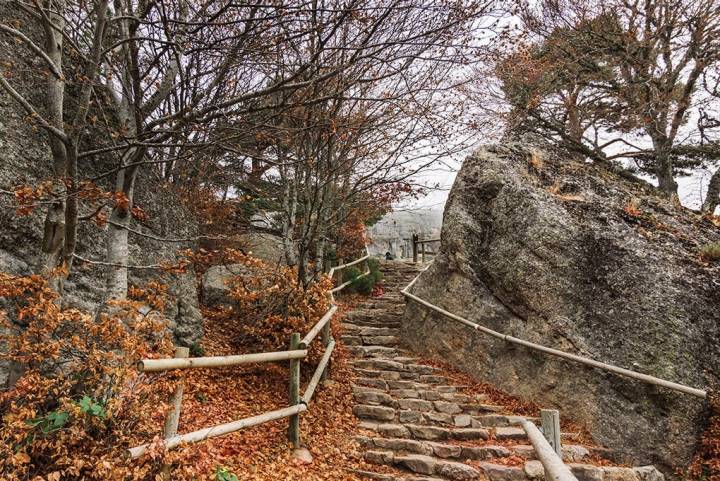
[341,258,383,296]
[351,274,375,295]
[368,257,383,284]
[25,410,69,435]
[189,342,205,357]
[77,396,106,419]
[343,266,363,284]
[215,466,239,481]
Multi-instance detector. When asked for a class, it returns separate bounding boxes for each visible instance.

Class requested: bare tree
[496,0,720,197]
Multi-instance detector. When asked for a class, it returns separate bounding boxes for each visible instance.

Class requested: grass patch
[700,242,720,263]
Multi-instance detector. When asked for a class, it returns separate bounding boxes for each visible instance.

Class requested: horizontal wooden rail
[131,247,371,461]
[329,254,370,273]
[519,418,578,481]
[137,350,308,372]
[330,269,369,293]
[401,269,707,399]
[128,404,308,459]
[302,339,336,404]
[301,305,338,348]
[416,238,441,244]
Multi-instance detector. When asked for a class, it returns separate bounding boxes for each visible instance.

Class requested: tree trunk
[104,150,141,301]
[280,155,298,268]
[62,147,79,274]
[652,138,679,197]
[37,4,67,279]
[702,168,720,214]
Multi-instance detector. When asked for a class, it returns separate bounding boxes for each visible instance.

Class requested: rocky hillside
[0,4,203,355]
[401,140,720,475]
[368,210,443,259]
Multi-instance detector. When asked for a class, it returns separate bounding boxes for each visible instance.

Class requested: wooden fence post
[412,234,418,263]
[163,346,190,439]
[288,333,301,449]
[160,346,189,479]
[541,409,562,456]
[320,322,332,382]
[421,241,425,263]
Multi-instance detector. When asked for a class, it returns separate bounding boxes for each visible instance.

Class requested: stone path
[343,261,665,481]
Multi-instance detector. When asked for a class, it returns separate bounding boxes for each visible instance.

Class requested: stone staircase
[343,261,665,481]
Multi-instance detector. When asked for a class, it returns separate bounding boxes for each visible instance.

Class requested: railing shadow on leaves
[127,247,372,459]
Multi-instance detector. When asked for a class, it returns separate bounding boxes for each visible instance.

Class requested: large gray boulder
[202,264,252,306]
[402,141,720,475]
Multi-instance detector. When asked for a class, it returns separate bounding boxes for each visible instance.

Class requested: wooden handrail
[330,270,369,293]
[519,418,578,481]
[127,404,308,459]
[130,248,371,459]
[401,267,708,399]
[329,254,370,273]
[301,305,338,348]
[137,349,308,372]
[302,339,336,404]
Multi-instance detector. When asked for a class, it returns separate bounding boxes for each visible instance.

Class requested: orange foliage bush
[0,273,177,480]
[208,252,332,355]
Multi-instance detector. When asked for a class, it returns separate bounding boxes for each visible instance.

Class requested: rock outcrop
[401,140,720,474]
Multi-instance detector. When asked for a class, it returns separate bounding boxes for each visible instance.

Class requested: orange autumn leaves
[0,252,358,480]
[0,272,178,480]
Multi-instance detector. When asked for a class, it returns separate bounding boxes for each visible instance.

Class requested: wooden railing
[411,234,440,263]
[401,264,707,398]
[128,249,372,459]
[401,259,708,481]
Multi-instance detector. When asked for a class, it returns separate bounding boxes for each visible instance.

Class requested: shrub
[189,341,206,357]
[341,257,384,296]
[0,273,176,480]
[368,257,383,284]
[700,242,720,263]
[351,274,375,295]
[342,266,362,284]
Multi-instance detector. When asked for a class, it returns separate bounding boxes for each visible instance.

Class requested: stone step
[493,426,527,441]
[353,401,513,428]
[350,469,448,481]
[511,444,593,463]
[364,451,482,481]
[345,326,401,336]
[355,368,420,381]
[359,422,490,441]
[342,335,400,347]
[347,345,404,358]
[470,414,529,427]
[356,435,512,462]
[478,461,666,481]
[353,385,484,406]
[348,320,402,329]
[351,359,439,373]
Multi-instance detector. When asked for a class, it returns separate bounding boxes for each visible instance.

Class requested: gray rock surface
[202,263,253,306]
[402,140,720,474]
